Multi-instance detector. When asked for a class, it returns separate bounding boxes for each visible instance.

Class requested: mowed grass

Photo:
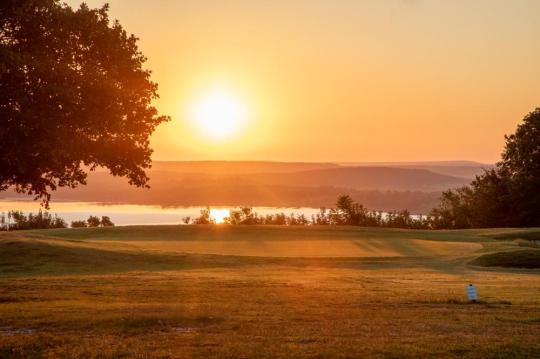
[1,225,540,358]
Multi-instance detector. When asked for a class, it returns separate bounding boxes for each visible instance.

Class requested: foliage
[87,216,101,228]
[71,215,115,228]
[192,195,431,229]
[430,108,540,228]
[100,216,114,227]
[193,207,214,225]
[0,210,67,230]
[0,0,169,206]
[71,220,87,228]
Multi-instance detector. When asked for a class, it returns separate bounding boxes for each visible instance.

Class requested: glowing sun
[189,90,248,140]
[209,208,230,224]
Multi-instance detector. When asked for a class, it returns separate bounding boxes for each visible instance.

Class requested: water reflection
[0,201,321,226]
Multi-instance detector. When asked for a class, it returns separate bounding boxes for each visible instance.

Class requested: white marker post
[466,284,478,302]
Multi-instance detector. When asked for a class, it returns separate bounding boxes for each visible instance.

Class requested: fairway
[82,238,482,258]
[1,225,540,358]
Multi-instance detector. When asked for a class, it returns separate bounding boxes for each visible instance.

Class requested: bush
[71,220,87,228]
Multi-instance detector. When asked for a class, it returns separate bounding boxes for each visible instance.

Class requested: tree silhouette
[87,216,101,227]
[193,207,214,224]
[500,108,540,226]
[0,1,169,206]
[100,216,115,227]
[430,108,540,228]
[71,220,87,228]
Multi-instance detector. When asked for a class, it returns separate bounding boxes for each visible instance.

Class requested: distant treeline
[186,195,434,229]
[0,211,114,231]
[187,109,540,229]
[70,216,115,228]
[0,210,67,230]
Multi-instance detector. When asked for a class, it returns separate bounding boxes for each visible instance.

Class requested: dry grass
[1,226,540,358]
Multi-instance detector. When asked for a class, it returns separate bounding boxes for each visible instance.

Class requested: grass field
[1,225,540,358]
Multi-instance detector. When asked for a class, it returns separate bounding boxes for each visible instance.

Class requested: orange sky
[68,0,540,163]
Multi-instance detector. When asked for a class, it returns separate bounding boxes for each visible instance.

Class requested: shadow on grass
[470,250,540,269]
[1,234,479,277]
[0,237,262,277]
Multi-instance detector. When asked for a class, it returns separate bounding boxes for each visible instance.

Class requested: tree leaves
[0,1,169,207]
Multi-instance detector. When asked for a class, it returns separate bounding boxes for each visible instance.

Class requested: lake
[0,201,322,226]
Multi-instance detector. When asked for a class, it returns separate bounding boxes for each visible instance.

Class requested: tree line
[70,216,115,228]
[0,210,67,230]
[0,211,114,231]
[188,107,540,230]
[186,197,432,229]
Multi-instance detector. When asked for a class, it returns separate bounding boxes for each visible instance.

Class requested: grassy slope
[34,224,496,242]
[2,225,539,275]
[1,226,540,358]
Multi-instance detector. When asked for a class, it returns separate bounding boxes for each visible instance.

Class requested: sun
[189,89,248,140]
[209,208,230,224]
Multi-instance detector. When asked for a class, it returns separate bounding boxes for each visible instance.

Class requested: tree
[193,207,214,225]
[334,195,367,225]
[430,108,540,228]
[499,108,540,226]
[0,1,169,206]
[336,195,354,224]
[4,209,67,230]
[71,220,87,228]
[312,208,330,225]
[225,207,260,225]
[100,216,114,227]
[87,216,101,227]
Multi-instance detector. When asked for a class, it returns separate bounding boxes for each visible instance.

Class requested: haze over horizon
[66,0,540,163]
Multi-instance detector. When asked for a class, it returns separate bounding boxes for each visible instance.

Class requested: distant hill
[92,160,490,179]
[245,166,469,191]
[340,160,491,167]
[136,161,340,174]
[91,160,490,179]
[339,161,494,179]
[0,164,468,213]
[1,161,476,212]
[35,173,442,213]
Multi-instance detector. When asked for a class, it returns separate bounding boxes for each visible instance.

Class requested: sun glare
[189,90,248,140]
[210,208,230,224]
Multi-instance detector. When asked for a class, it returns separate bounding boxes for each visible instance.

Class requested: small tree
[71,220,87,228]
[193,207,214,225]
[100,216,115,227]
[87,216,101,227]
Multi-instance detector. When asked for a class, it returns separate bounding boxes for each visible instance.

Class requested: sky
[67,0,540,163]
